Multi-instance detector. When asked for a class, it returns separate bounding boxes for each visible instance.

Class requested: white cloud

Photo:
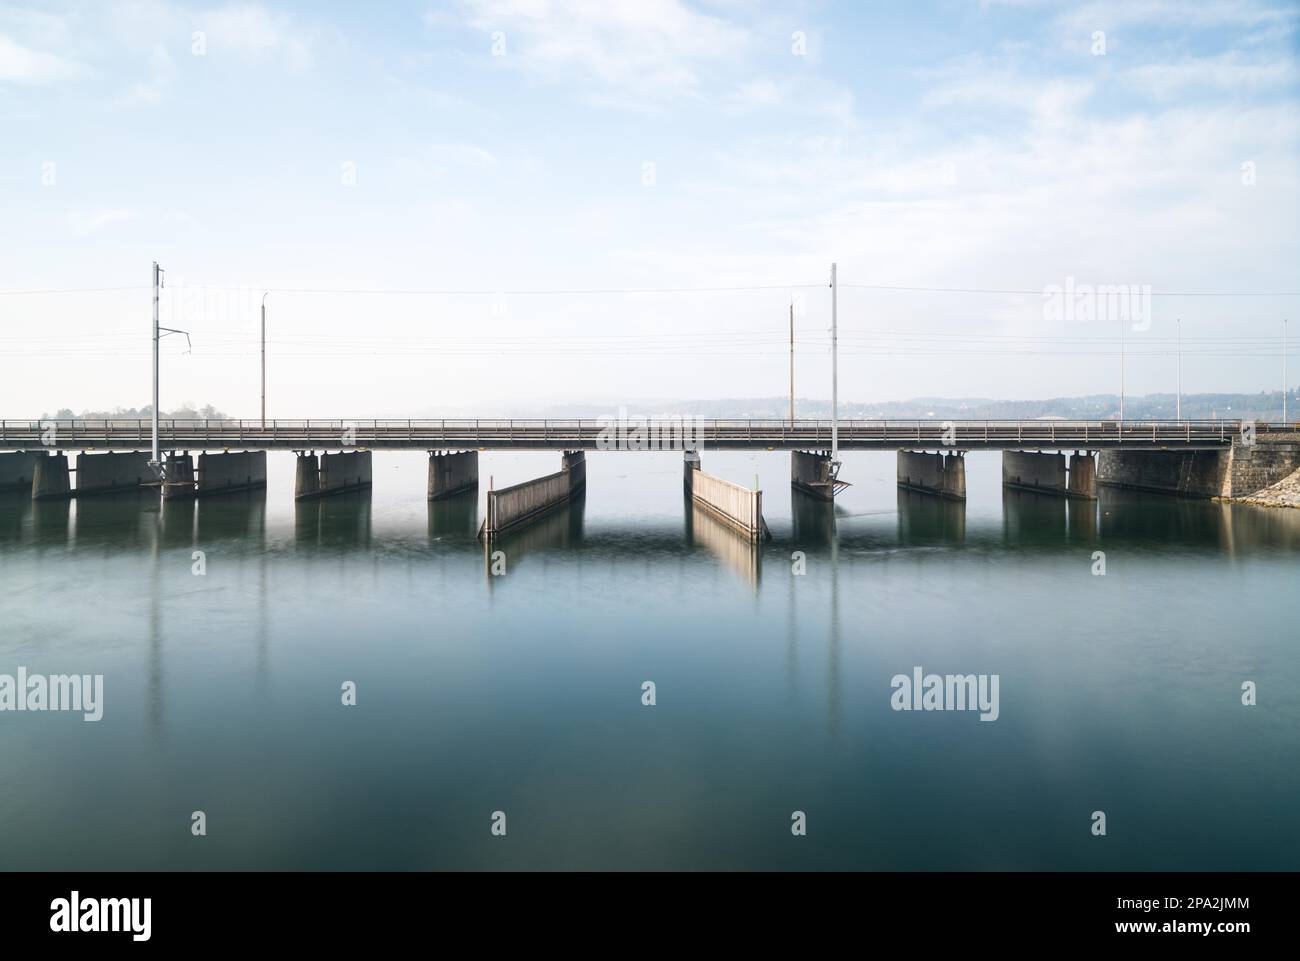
[199,3,314,70]
[722,78,783,111]
[1123,52,1299,98]
[1057,0,1297,32]
[67,208,138,235]
[920,55,1095,122]
[454,0,750,102]
[426,143,499,169]
[0,32,83,85]
[114,42,175,106]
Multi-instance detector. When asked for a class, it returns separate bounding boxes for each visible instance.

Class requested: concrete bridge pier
[791,450,849,500]
[1068,451,1098,499]
[428,450,478,500]
[74,451,154,496]
[684,449,701,488]
[0,451,47,492]
[162,453,196,500]
[294,453,319,499]
[32,453,71,500]
[479,450,586,540]
[897,450,966,500]
[295,450,372,500]
[198,451,267,496]
[31,450,155,499]
[561,449,587,491]
[1002,450,1066,495]
[1001,450,1097,499]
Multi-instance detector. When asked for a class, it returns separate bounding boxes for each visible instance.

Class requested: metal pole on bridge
[830,262,839,470]
[1176,317,1181,421]
[150,261,163,477]
[1119,315,1125,425]
[261,292,269,429]
[147,262,189,481]
[1284,318,1289,424]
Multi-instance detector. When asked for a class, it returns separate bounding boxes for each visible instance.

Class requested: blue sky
[1,0,1297,417]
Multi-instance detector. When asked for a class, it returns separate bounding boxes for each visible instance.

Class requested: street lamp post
[262,292,269,429]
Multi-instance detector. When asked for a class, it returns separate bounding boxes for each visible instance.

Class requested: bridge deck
[0,418,1264,451]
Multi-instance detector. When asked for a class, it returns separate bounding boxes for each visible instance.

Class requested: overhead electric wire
[5,280,1300,297]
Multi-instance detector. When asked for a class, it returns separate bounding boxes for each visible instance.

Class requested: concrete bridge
[0,417,1255,451]
[1,418,1296,543]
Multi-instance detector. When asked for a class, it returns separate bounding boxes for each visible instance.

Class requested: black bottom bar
[1,871,1284,947]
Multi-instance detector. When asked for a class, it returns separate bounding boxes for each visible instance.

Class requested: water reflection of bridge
[4,483,1298,751]
[6,482,1300,558]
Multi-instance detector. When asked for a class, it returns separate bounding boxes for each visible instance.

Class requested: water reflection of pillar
[160,493,196,547]
[786,556,798,701]
[256,500,269,682]
[429,489,479,540]
[1065,495,1099,543]
[897,487,966,544]
[827,509,841,740]
[791,488,836,547]
[1001,487,1065,545]
[1217,501,1237,557]
[148,508,164,736]
[30,497,71,547]
[294,490,371,548]
[0,491,32,543]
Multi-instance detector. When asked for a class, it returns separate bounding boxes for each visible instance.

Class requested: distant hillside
[517,391,1295,421]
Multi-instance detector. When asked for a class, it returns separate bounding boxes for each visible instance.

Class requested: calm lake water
[1,450,1297,870]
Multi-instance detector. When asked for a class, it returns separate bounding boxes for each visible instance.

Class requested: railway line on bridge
[0,417,1267,452]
